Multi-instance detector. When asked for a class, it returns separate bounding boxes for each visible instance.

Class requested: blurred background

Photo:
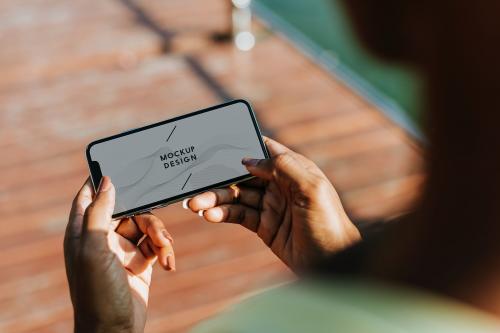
[0,0,424,332]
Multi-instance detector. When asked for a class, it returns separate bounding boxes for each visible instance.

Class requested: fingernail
[162,230,174,244]
[182,198,191,209]
[98,176,112,193]
[198,210,205,217]
[242,158,259,167]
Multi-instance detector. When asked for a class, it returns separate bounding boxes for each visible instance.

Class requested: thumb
[242,157,274,181]
[82,176,116,234]
[242,137,304,181]
[242,152,304,183]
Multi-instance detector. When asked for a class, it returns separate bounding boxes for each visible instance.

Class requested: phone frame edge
[85,99,269,219]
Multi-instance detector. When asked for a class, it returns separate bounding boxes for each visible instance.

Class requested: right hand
[185,137,361,272]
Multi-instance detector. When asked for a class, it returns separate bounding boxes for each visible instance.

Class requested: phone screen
[86,100,268,218]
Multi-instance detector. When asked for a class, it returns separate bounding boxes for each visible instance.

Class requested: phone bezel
[86,99,269,219]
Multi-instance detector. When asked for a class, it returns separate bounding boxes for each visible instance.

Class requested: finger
[263,136,312,172]
[201,204,260,232]
[240,177,267,188]
[263,136,319,171]
[263,136,291,156]
[69,177,94,221]
[142,237,175,271]
[157,238,175,271]
[187,186,263,211]
[138,236,157,260]
[115,217,143,244]
[64,177,94,289]
[66,178,94,247]
[239,136,292,181]
[243,152,304,184]
[241,157,274,181]
[83,176,115,233]
[133,213,172,248]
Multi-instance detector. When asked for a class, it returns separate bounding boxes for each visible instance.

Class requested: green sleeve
[190,280,500,333]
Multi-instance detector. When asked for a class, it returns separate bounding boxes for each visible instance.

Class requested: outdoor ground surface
[0,0,424,332]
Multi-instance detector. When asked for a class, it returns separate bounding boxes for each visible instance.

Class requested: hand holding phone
[185,137,362,272]
[86,100,268,218]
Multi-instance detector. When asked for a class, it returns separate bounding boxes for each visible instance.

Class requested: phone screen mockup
[86,100,268,218]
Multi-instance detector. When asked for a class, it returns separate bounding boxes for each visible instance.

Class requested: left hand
[64,176,175,333]
[185,137,360,272]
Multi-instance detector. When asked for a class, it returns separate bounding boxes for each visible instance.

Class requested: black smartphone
[86,100,269,219]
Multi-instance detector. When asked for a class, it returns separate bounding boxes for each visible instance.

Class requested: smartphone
[86,100,269,219]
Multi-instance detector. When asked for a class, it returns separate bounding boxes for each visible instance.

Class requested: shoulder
[191,279,500,333]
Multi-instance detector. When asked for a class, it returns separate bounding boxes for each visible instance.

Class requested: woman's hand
[186,137,361,272]
[64,177,175,333]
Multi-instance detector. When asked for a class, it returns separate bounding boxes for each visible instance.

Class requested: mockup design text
[160,146,197,169]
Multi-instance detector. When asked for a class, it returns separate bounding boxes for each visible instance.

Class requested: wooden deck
[0,0,424,332]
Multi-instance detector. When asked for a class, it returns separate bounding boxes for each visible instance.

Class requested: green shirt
[192,279,500,333]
